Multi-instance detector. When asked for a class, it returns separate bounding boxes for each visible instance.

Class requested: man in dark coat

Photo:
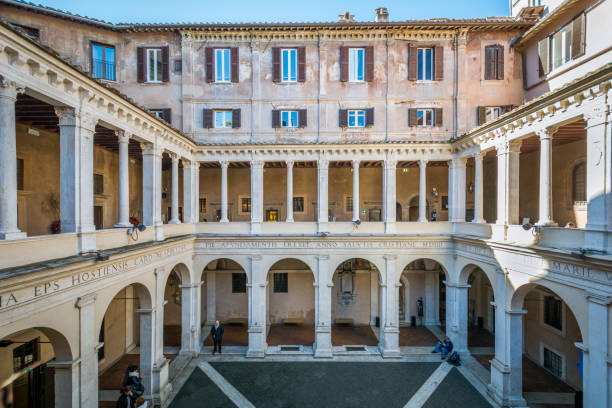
[116,385,134,408]
[210,320,224,354]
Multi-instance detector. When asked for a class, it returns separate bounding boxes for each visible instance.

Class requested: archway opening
[201,258,249,348]
[331,258,381,348]
[265,258,316,348]
[398,259,446,346]
[0,327,72,408]
[466,267,495,353]
[163,269,183,351]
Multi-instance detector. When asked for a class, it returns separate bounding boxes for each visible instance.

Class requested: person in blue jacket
[432,336,454,359]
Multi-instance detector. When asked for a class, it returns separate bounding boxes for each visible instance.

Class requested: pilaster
[141,143,164,240]
[247,255,267,357]
[317,158,329,232]
[286,160,294,222]
[220,161,229,223]
[380,255,400,358]
[418,159,428,222]
[75,293,98,408]
[314,255,332,358]
[250,160,264,233]
[168,153,181,224]
[352,160,360,222]
[383,159,397,233]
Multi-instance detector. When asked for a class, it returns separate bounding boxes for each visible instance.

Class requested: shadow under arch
[396,257,450,284]
[96,282,153,337]
[165,262,193,286]
[199,256,250,282]
[330,256,383,283]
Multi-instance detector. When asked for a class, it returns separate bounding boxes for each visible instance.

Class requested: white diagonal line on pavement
[403,362,453,408]
[198,362,256,408]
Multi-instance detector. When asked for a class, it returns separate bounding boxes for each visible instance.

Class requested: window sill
[347,80,366,84]
[275,81,299,84]
[211,81,234,85]
[143,81,166,85]
[95,78,117,84]
[416,80,436,84]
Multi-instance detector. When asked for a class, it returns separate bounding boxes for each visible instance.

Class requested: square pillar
[205,272,217,326]
[317,159,329,233]
[179,282,202,356]
[46,360,78,408]
[142,143,164,240]
[286,160,294,222]
[56,108,97,252]
[168,154,180,224]
[444,281,469,354]
[183,160,198,224]
[380,255,400,358]
[247,255,267,357]
[250,160,264,233]
[496,140,521,225]
[425,272,440,326]
[314,255,332,358]
[152,268,171,404]
[383,159,397,233]
[418,160,428,222]
[136,308,154,401]
[453,158,467,222]
[536,128,556,226]
[472,151,486,223]
[352,160,360,222]
[115,131,131,227]
[0,79,26,240]
[75,293,98,408]
[583,293,611,408]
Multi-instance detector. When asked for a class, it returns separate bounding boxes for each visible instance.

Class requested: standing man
[210,320,224,355]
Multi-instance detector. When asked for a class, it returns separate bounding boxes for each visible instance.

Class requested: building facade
[0,0,610,407]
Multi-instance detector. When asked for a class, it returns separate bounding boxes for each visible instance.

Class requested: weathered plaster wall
[331,271,375,326]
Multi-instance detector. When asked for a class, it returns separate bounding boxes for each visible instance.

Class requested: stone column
[314,255,332,358]
[183,160,197,224]
[496,140,521,225]
[0,78,25,240]
[136,308,154,401]
[352,160,360,222]
[583,293,611,408]
[583,108,612,251]
[317,159,329,232]
[205,271,217,326]
[169,154,180,224]
[448,160,454,221]
[56,107,97,252]
[418,159,428,222]
[286,160,294,222]
[380,255,400,358]
[424,272,439,325]
[472,151,486,223]
[454,158,467,222]
[247,255,267,357]
[142,143,164,240]
[537,128,556,226]
[251,160,264,233]
[115,131,131,227]
[383,159,397,233]
[488,308,527,407]
[75,293,98,408]
[219,161,229,223]
[179,282,202,356]
[445,282,469,354]
[152,268,170,404]
[46,360,78,408]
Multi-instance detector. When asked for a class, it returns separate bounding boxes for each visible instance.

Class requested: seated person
[432,336,454,359]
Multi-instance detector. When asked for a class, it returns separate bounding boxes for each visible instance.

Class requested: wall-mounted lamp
[432,187,438,197]
[468,182,474,193]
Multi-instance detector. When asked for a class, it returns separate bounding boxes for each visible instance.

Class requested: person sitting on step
[431,336,453,360]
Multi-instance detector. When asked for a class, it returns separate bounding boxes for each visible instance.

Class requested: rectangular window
[348,110,366,128]
[146,48,163,82]
[281,111,299,128]
[281,48,297,82]
[91,43,115,81]
[17,158,24,191]
[417,48,433,81]
[241,197,251,213]
[94,174,104,195]
[348,48,365,82]
[485,107,502,122]
[13,338,39,372]
[232,273,247,293]
[94,205,104,230]
[293,197,304,213]
[273,273,288,293]
[543,347,563,378]
[345,196,353,212]
[215,48,231,82]
[199,198,207,213]
[214,111,233,128]
[416,109,434,127]
[544,296,563,331]
[266,209,279,222]
[551,23,573,70]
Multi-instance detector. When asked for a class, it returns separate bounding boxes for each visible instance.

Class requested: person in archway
[125,365,145,399]
[116,385,135,408]
[210,320,224,354]
[416,297,424,327]
[432,336,453,360]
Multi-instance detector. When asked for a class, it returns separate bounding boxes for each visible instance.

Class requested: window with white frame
[215,48,231,82]
[416,109,434,127]
[348,110,366,127]
[214,111,233,128]
[281,110,299,128]
[485,107,502,122]
[147,48,163,82]
[543,347,563,378]
[348,48,365,82]
[417,48,433,81]
[551,22,573,71]
[543,295,563,331]
[282,48,297,82]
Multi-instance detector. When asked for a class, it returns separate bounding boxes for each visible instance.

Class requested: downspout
[453,33,459,140]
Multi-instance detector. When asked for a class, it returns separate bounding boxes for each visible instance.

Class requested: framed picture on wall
[441,196,448,211]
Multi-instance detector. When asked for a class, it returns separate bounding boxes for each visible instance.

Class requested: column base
[114,222,132,228]
[384,221,396,233]
[471,218,486,224]
[78,232,97,253]
[152,357,171,407]
[285,218,294,223]
[317,222,329,233]
[247,325,267,358]
[417,218,428,223]
[584,228,610,253]
[536,220,558,227]
[250,221,262,234]
[379,327,401,358]
[487,384,527,408]
[219,218,229,223]
[154,224,165,241]
[168,219,181,225]
[314,324,332,358]
[0,230,26,240]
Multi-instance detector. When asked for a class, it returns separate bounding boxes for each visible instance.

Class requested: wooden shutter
[203,109,213,128]
[298,109,307,128]
[161,46,170,82]
[365,46,374,82]
[162,108,171,124]
[496,45,504,80]
[571,13,585,59]
[272,47,281,82]
[232,109,241,128]
[137,47,145,83]
[340,46,349,82]
[339,109,348,127]
[298,47,306,82]
[434,46,444,81]
[408,45,418,81]
[365,108,374,126]
[408,108,417,126]
[231,47,239,83]
[477,106,486,125]
[205,47,214,83]
[272,110,281,128]
[484,45,495,80]
[434,108,443,127]
[538,38,549,78]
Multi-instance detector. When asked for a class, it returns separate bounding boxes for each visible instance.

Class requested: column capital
[141,142,162,157]
[316,255,329,260]
[318,159,329,169]
[250,160,264,168]
[219,160,229,169]
[286,160,294,168]
[419,159,428,167]
[383,254,397,260]
[586,292,612,305]
[384,159,397,170]
[54,106,76,126]
[505,308,528,315]
[536,127,556,140]
[0,76,24,100]
[249,255,262,261]
[79,114,98,133]
[473,150,485,160]
[171,153,179,162]
[117,130,131,144]
[75,293,97,308]
[352,160,360,169]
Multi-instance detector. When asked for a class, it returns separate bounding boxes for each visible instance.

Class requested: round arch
[396,256,450,284]
[198,256,250,281]
[263,256,317,282]
[95,281,153,338]
[457,261,500,301]
[1,326,73,361]
[329,256,383,285]
[164,262,193,287]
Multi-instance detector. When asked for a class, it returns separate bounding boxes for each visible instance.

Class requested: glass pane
[215,112,223,128]
[224,49,230,81]
[225,111,232,127]
[552,31,563,69]
[357,49,364,80]
[290,49,297,81]
[291,111,298,127]
[417,110,424,125]
[282,50,289,81]
[215,49,223,81]
[425,49,432,80]
[92,44,103,78]
[349,49,356,81]
[426,110,432,125]
[155,49,162,81]
[357,111,365,127]
[281,111,288,127]
[105,46,115,80]
[418,49,423,80]
[348,111,355,127]
[564,24,572,63]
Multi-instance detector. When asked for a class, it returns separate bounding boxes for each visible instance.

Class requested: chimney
[375,7,389,23]
[338,11,355,23]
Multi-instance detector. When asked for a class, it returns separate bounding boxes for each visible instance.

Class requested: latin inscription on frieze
[197,240,449,250]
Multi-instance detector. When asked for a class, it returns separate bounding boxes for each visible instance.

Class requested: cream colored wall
[215,272,248,321]
[263,167,287,221]
[468,269,494,331]
[292,168,318,222]
[163,275,182,326]
[267,272,315,324]
[331,271,375,326]
[523,289,583,390]
[401,272,425,320]
[98,289,127,372]
[0,330,54,389]
[161,166,185,223]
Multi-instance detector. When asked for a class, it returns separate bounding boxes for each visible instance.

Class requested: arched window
[572,162,586,202]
